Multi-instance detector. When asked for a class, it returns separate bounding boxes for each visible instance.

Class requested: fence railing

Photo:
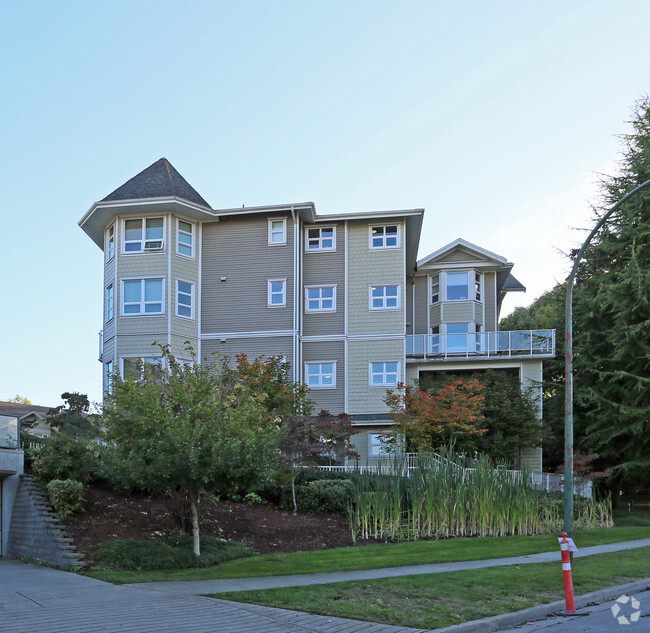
[406,329,555,360]
[318,453,592,498]
[0,415,19,450]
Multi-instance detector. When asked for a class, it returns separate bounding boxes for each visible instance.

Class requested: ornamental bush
[47,479,85,519]
[294,479,354,514]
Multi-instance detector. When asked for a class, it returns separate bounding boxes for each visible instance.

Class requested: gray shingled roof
[0,401,53,419]
[102,158,211,208]
[503,274,526,292]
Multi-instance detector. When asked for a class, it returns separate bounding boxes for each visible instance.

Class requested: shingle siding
[201,336,293,367]
[484,271,497,330]
[348,220,405,336]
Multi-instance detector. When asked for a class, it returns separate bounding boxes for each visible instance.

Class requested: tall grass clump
[347,450,613,542]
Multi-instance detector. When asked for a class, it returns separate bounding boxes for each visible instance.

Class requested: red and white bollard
[560,532,575,613]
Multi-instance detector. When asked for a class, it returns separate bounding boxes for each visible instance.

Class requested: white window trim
[305,284,337,313]
[304,361,337,389]
[175,278,195,320]
[369,432,390,457]
[431,271,484,304]
[369,224,400,250]
[120,277,165,316]
[106,224,115,262]
[368,361,400,387]
[430,273,440,305]
[176,218,195,259]
[119,356,164,380]
[369,284,401,311]
[304,225,336,252]
[268,218,287,246]
[105,284,114,323]
[121,216,166,254]
[267,278,287,307]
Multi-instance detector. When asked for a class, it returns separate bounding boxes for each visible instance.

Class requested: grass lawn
[86,525,650,584]
[213,547,650,630]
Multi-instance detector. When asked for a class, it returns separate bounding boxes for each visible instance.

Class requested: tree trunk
[291,474,297,515]
[189,492,201,556]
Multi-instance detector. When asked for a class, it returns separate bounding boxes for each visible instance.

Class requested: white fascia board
[316,208,424,222]
[79,197,217,249]
[417,238,509,268]
[213,202,316,221]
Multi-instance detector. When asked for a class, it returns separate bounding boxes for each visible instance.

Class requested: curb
[433,578,650,633]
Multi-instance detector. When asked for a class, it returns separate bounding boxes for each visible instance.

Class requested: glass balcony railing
[406,329,555,360]
[0,414,19,450]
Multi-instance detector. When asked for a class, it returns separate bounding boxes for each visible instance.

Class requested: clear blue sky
[2,0,649,407]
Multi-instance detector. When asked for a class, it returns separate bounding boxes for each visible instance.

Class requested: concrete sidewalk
[124,537,650,596]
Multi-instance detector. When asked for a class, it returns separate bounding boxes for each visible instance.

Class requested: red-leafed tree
[279,410,359,514]
[385,380,487,453]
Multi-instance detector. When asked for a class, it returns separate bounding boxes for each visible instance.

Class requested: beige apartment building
[79,158,555,471]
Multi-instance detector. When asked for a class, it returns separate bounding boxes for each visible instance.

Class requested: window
[104,360,113,394]
[123,217,164,252]
[305,226,335,251]
[370,285,400,310]
[431,274,439,304]
[369,432,390,457]
[177,220,194,257]
[106,225,115,261]
[268,218,287,245]
[475,272,482,302]
[305,285,336,312]
[446,272,470,301]
[122,278,164,315]
[268,279,286,307]
[446,323,470,353]
[176,280,195,319]
[105,285,114,322]
[369,362,400,387]
[121,356,163,381]
[305,362,336,389]
[370,225,399,249]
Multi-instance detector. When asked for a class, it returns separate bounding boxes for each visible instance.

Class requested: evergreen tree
[573,96,650,496]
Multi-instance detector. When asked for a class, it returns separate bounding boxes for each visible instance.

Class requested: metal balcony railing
[406,329,555,360]
[0,415,19,450]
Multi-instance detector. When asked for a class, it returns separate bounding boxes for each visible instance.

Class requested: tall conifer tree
[574,96,650,495]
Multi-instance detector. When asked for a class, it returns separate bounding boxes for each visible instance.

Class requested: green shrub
[96,536,257,571]
[295,468,354,485]
[32,433,99,483]
[295,479,354,514]
[47,479,85,519]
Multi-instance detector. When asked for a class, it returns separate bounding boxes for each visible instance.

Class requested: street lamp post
[564,178,650,536]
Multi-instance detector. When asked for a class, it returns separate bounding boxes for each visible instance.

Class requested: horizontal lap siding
[303,232,345,336]
[302,340,345,415]
[440,302,474,323]
[200,336,293,368]
[201,217,294,333]
[348,220,405,336]
[103,254,117,341]
[347,339,404,415]
[484,271,497,330]
[351,426,395,464]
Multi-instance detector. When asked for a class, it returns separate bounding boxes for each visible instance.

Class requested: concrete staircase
[6,474,84,570]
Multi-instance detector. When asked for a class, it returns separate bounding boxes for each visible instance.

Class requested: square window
[370,225,399,249]
[369,432,390,457]
[123,217,165,252]
[122,278,164,315]
[305,226,335,251]
[121,357,163,381]
[369,362,400,387]
[268,218,287,245]
[305,362,336,389]
[177,220,194,257]
[446,272,469,301]
[268,279,286,307]
[176,280,195,319]
[305,286,336,312]
[370,285,400,310]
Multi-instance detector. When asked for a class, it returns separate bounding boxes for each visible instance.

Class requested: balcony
[0,415,19,450]
[406,329,555,361]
